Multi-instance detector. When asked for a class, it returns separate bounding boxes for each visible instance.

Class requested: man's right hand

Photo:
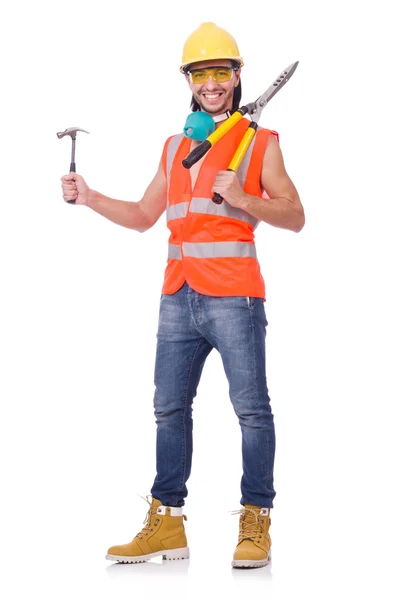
[61,173,91,206]
[58,157,167,231]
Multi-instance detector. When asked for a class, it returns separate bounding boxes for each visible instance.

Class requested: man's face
[185,59,241,115]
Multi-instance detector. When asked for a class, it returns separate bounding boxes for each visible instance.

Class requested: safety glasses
[188,66,237,84]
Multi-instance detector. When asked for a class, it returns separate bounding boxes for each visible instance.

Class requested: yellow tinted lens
[190,67,233,84]
[191,70,207,83]
[213,68,232,82]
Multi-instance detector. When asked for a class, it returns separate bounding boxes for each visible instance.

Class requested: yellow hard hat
[180,22,244,73]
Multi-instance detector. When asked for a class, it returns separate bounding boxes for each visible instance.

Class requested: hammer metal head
[57,127,90,139]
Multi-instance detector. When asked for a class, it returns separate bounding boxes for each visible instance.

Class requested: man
[61,22,304,569]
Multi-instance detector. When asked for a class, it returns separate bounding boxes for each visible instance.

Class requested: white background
[1,0,396,598]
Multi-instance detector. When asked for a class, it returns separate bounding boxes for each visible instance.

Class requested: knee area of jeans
[154,407,180,422]
[154,405,193,424]
[237,412,274,429]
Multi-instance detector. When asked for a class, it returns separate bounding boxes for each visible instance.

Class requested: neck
[212,110,231,123]
[200,109,231,127]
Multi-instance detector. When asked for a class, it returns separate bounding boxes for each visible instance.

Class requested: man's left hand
[212,171,247,208]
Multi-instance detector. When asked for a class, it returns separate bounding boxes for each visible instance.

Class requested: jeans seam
[248,304,260,410]
[178,338,203,492]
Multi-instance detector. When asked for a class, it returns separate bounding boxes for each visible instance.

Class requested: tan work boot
[106,495,189,563]
[231,504,272,568]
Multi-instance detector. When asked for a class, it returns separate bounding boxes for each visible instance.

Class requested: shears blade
[247,61,299,121]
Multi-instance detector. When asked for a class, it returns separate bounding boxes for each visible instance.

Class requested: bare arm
[240,134,305,232]
[85,159,167,232]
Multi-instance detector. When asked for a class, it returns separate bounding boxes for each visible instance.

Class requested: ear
[234,68,241,88]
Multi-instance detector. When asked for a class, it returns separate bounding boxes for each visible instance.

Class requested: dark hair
[190,79,242,114]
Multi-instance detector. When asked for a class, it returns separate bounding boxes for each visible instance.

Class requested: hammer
[57,127,89,204]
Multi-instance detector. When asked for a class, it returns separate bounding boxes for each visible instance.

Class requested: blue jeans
[150,281,276,508]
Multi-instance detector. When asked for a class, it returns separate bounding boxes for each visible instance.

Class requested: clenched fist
[212,170,246,208]
[60,173,90,206]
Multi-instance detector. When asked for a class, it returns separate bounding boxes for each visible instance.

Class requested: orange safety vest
[161,117,279,299]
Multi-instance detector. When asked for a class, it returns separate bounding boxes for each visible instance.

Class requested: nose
[204,75,217,90]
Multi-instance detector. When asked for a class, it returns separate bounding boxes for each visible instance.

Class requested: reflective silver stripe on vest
[166,134,184,198]
[189,197,259,228]
[237,126,265,231]
[168,244,182,260]
[182,241,257,259]
[235,129,257,188]
[167,201,189,222]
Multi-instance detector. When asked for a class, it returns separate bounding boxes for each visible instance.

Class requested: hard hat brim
[180,57,244,74]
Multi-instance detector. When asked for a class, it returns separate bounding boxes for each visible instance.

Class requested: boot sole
[232,550,271,569]
[105,546,190,563]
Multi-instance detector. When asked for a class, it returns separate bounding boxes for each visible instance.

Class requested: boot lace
[134,494,159,541]
[230,507,264,543]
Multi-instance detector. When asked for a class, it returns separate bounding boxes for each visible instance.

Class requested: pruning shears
[182,61,299,204]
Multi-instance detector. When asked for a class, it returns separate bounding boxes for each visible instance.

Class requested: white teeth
[204,93,222,99]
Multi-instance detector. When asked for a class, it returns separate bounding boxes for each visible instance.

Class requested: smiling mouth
[202,92,223,100]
